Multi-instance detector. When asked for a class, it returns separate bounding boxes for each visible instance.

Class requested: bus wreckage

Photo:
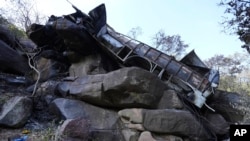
[27,4,220,109]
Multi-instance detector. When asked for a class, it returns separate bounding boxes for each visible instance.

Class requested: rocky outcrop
[50,98,124,140]
[0,25,32,75]
[0,15,248,141]
[0,40,31,75]
[157,90,184,109]
[56,118,90,141]
[69,54,107,77]
[208,90,246,123]
[204,112,229,136]
[0,65,240,141]
[56,67,167,108]
[138,131,156,141]
[0,96,32,128]
[50,98,120,129]
[143,109,210,141]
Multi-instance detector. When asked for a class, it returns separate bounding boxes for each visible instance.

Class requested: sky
[10,0,249,60]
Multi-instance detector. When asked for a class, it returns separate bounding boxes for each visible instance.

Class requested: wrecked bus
[27,4,219,109]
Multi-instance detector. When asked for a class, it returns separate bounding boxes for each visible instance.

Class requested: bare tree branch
[152,30,188,58]
[1,0,46,30]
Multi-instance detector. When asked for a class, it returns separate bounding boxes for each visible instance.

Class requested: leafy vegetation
[0,14,26,38]
[205,52,250,95]
[218,0,250,53]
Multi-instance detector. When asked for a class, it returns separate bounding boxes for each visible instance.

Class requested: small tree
[1,0,46,30]
[204,53,248,93]
[127,26,142,39]
[152,30,188,58]
[204,53,245,76]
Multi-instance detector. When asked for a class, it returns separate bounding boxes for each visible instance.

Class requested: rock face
[143,109,210,141]
[118,108,145,131]
[56,118,90,141]
[205,112,229,135]
[50,98,124,140]
[69,54,107,77]
[50,98,120,129]
[0,40,31,75]
[0,96,32,128]
[157,90,183,109]
[0,25,32,75]
[56,67,167,108]
[209,90,246,123]
[138,131,156,141]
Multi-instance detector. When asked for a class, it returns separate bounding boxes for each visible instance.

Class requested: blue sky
[35,0,246,60]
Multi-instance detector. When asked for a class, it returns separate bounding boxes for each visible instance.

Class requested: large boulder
[56,67,167,108]
[118,108,145,131]
[208,90,248,123]
[102,67,166,108]
[118,108,144,124]
[0,40,31,75]
[50,98,124,141]
[56,118,90,141]
[157,90,183,109]
[204,112,229,136]
[143,109,211,141]
[0,96,32,128]
[0,25,16,47]
[69,54,107,77]
[138,131,156,141]
[34,55,69,81]
[121,129,140,141]
[49,98,119,129]
[55,74,105,103]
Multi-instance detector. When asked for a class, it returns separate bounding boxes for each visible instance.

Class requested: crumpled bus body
[27,4,219,108]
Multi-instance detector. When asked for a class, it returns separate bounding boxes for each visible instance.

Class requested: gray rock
[143,109,211,141]
[118,108,145,131]
[118,108,144,124]
[35,57,66,81]
[49,98,120,130]
[0,40,31,75]
[205,112,229,135]
[56,67,167,108]
[0,96,32,128]
[124,123,145,131]
[154,134,183,141]
[102,67,166,108]
[208,90,246,123]
[57,118,90,140]
[138,131,156,141]
[121,129,140,141]
[56,74,105,100]
[157,90,183,109]
[50,98,124,141]
[18,38,37,52]
[69,54,106,77]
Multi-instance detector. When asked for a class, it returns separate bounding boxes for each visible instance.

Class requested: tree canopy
[219,0,250,52]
